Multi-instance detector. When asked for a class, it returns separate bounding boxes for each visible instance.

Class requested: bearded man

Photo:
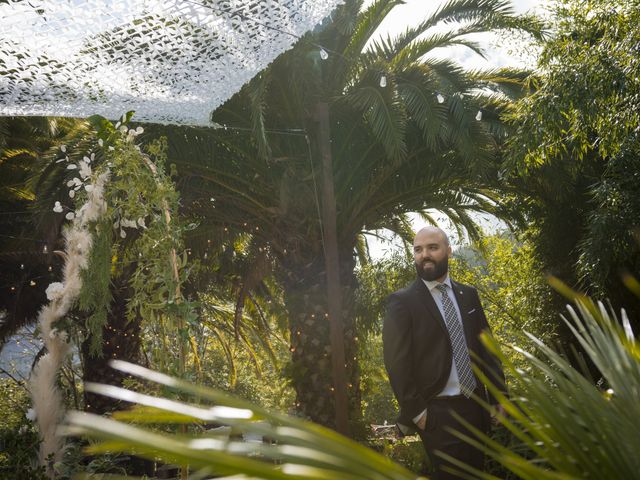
[382,226,506,479]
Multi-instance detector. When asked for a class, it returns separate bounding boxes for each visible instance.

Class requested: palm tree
[152,0,541,432]
[0,116,81,346]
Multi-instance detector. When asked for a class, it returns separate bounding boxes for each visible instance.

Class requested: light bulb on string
[319,48,328,60]
[475,109,483,121]
[436,92,445,104]
[379,74,387,88]
[43,245,48,254]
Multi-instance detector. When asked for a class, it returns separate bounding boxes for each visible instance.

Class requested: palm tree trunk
[280,251,360,432]
[314,101,350,436]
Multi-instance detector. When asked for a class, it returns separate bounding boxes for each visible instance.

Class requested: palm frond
[343,0,403,59]
[464,295,640,479]
[63,360,417,480]
[342,73,408,162]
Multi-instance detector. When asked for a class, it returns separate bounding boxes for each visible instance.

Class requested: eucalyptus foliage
[72,114,199,373]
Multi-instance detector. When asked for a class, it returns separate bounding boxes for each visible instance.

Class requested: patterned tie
[435,284,477,397]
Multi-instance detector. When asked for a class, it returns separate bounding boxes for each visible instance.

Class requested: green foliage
[72,116,198,374]
[449,234,558,372]
[63,360,418,480]
[462,296,640,480]
[504,0,640,323]
[0,379,46,480]
[78,218,113,357]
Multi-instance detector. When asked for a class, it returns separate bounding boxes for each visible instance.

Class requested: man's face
[413,229,451,282]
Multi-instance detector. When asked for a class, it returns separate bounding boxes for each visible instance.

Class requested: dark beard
[415,257,448,281]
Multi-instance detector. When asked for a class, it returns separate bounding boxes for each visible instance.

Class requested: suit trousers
[417,395,488,480]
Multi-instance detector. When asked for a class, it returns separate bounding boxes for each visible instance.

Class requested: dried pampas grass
[29,170,109,475]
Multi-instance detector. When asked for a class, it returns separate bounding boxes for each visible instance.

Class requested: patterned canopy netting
[0,0,343,125]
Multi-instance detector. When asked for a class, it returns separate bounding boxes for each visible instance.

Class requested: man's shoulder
[389,280,419,300]
[451,278,478,293]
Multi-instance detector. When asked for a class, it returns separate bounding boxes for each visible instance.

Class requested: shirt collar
[422,275,452,292]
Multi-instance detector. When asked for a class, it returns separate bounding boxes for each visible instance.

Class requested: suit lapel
[411,279,447,333]
[451,280,475,348]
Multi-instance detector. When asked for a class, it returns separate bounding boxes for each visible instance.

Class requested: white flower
[69,190,75,198]
[45,282,64,301]
[90,153,95,161]
[137,217,146,228]
[53,201,63,213]
[119,125,128,134]
[121,219,138,229]
[67,164,77,170]
[108,146,115,152]
[98,138,104,147]
[83,156,90,163]
[66,180,75,187]
[56,158,66,164]
[60,145,67,153]
[115,121,121,129]
[26,408,37,421]
[65,212,75,220]
[85,185,94,192]
[120,229,127,238]
[135,126,144,134]
[79,161,92,180]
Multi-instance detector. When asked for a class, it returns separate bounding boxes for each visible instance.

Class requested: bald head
[413,226,451,282]
[414,226,450,247]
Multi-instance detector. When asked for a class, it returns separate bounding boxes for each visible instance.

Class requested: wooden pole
[314,101,350,436]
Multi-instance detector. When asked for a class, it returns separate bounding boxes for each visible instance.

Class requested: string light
[319,48,328,60]
[30,280,36,286]
[20,264,25,270]
[436,92,445,104]
[379,74,387,88]
[475,109,483,121]
[43,245,48,254]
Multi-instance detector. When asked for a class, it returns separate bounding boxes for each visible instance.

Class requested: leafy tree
[157,0,541,431]
[0,117,86,345]
[504,0,640,334]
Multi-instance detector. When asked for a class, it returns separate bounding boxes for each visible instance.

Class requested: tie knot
[435,283,447,294]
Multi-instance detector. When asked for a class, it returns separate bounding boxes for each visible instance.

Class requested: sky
[362,0,552,257]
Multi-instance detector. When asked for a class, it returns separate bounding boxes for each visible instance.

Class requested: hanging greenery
[74,113,198,372]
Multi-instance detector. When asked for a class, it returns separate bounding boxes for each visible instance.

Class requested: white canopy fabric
[0,0,342,125]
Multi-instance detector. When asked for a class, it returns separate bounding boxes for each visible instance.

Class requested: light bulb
[379,75,387,88]
[43,245,48,254]
[319,48,328,60]
[436,93,445,104]
[475,109,483,121]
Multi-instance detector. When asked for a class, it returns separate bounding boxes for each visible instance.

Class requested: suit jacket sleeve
[473,289,507,405]
[383,293,427,426]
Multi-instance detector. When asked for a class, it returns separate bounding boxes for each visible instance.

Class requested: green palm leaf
[63,360,418,480]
